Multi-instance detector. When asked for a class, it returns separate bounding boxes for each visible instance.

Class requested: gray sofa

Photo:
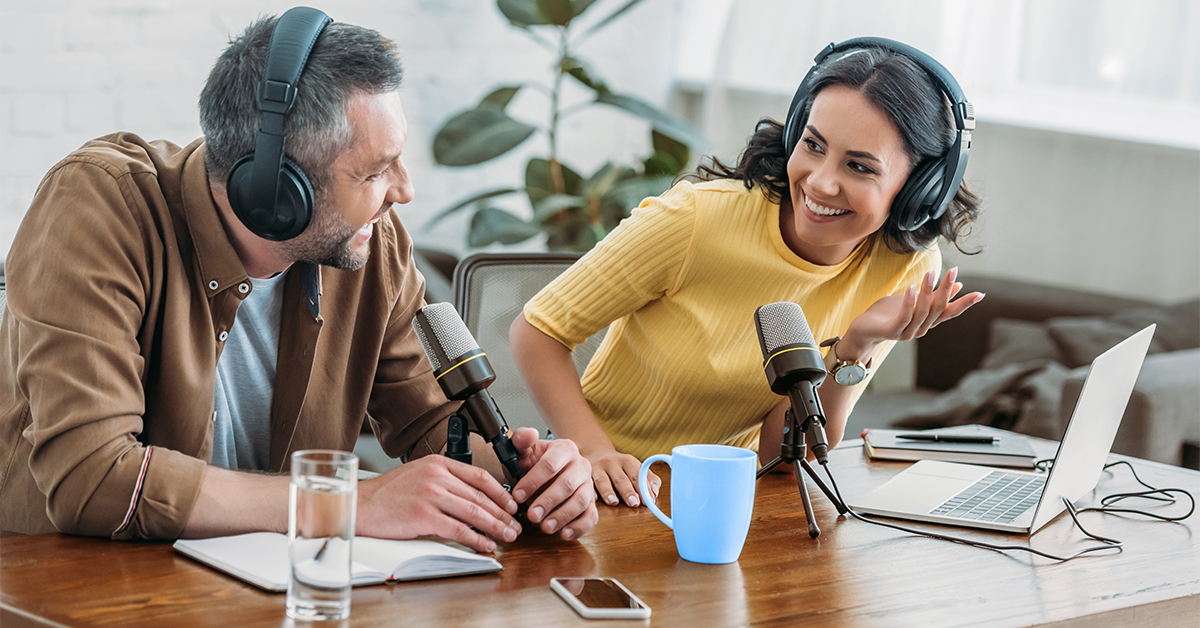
[857,276,1199,469]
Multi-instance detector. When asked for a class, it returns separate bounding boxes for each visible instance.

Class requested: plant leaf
[525,158,584,204]
[546,222,582,250]
[642,153,679,177]
[580,0,645,39]
[652,129,689,169]
[595,91,708,150]
[497,0,548,26]
[574,221,605,250]
[425,188,520,228]
[536,0,575,25]
[605,174,676,215]
[433,107,537,166]
[480,85,522,110]
[562,56,607,93]
[532,194,586,223]
[581,162,632,198]
[571,0,600,16]
[469,207,543,246]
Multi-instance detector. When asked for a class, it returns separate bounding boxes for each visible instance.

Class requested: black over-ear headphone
[226,7,333,241]
[783,37,974,232]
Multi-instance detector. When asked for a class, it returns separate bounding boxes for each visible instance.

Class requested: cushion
[1045,299,1199,368]
[980,318,1065,369]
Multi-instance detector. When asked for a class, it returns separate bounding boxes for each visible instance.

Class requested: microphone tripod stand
[756,408,848,538]
[444,409,522,491]
[444,412,473,465]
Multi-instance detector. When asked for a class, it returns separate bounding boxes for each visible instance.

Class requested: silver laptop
[849,324,1155,535]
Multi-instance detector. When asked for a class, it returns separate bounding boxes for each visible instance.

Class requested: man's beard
[278,196,385,271]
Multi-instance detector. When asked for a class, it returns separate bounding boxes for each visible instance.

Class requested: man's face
[280,90,414,271]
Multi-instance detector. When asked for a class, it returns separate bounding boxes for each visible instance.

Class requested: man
[0,10,597,552]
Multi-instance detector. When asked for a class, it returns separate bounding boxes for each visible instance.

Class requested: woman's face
[783,84,911,265]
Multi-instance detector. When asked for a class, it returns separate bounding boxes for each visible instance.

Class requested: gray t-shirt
[211,271,288,470]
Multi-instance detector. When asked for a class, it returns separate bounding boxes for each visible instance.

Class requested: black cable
[821,461,1123,562]
[1034,459,1194,519]
[1074,460,1196,522]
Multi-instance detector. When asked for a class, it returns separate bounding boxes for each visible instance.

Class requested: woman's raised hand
[842,267,984,357]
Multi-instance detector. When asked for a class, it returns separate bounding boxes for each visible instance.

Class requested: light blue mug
[638,444,757,564]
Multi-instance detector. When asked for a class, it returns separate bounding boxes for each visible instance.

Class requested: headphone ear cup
[226,153,265,232]
[274,157,314,240]
[892,157,946,231]
[225,154,314,241]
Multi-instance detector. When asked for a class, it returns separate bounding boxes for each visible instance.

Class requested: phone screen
[558,578,644,609]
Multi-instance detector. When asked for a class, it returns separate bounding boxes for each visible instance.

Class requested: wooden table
[3,440,1198,627]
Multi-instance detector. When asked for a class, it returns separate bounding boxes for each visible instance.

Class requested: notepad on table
[862,424,1038,468]
[174,532,502,592]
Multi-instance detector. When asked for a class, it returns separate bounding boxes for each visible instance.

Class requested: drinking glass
[287,450,358,621]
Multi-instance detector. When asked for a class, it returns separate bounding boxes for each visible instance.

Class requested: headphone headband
[783,37,974,231]
[228,7,331,241]
[245,7,332,225]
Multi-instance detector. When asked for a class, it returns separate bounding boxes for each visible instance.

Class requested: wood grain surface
[3,441,1197,627]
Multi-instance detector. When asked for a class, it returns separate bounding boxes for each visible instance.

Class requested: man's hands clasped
[355,427,597,553]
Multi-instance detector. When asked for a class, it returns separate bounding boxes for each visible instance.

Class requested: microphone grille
[755,302,816,353]
[412,302,480,371]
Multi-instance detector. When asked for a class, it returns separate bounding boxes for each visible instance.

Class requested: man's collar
[182,142,320,314]
[181,142,250,296]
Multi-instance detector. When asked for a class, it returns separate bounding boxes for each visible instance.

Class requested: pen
[896,434,999,444]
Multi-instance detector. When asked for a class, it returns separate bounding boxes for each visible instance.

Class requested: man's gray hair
[199,15,403,191]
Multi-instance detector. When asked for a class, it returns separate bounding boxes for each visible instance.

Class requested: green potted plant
[427,0,707,251]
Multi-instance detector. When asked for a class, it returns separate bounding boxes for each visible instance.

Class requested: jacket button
[218,331,228,342]
[208,280,219,290]
[238,283,250,294]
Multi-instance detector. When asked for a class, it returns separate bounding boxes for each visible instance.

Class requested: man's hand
[508,428,599,541]
[355,455,522,554]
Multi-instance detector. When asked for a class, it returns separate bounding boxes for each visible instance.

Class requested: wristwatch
[820,336,872,386]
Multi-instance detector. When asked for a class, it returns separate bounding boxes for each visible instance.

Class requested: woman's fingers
[915,267,959,335]
[606,461,641,507]
[939,290,985,323]
[591,466,620,506]
[588,453,644,507]
[899,270,937,339]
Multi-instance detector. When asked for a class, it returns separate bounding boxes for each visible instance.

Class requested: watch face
[834,363,867,386]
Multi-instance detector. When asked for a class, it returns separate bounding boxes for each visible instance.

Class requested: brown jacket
[0,133,454,539]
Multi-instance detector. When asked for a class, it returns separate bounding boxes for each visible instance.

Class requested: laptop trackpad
[855,462,987,512]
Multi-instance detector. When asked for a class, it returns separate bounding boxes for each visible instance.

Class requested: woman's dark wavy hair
[692,47,980,255]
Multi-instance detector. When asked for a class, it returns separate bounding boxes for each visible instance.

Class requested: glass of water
[287,450,358,621]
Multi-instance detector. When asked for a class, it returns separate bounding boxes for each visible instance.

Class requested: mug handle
[638,454,672,530]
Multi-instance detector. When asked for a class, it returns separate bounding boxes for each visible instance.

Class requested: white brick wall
[0,0,683,258]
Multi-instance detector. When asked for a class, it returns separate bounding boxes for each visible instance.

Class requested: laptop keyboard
[928,471,1046,524]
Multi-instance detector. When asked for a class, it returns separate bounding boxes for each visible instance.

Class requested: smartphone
[550,577,651,619]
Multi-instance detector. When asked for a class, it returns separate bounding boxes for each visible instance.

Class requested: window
[673,0,1200,149]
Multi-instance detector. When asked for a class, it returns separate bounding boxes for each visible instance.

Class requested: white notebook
[174,532,502,592]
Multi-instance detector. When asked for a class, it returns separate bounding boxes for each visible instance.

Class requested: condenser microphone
[412,302,522,481]
[754,302,830,463]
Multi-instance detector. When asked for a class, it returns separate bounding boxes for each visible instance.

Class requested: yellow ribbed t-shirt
[523,179,940,460]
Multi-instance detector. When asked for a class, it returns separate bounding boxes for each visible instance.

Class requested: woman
[510,39,984,508]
